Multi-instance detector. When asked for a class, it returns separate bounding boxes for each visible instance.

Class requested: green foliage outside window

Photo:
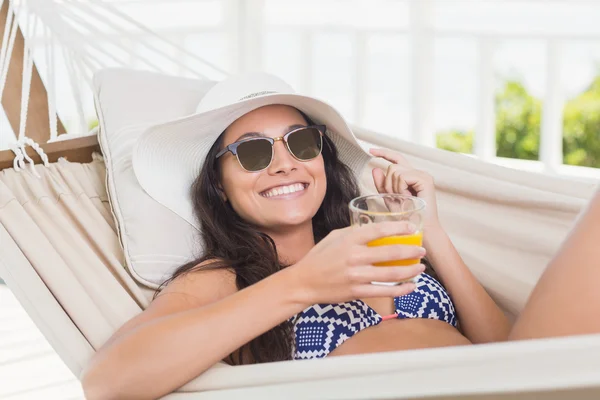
[437,75,600,169]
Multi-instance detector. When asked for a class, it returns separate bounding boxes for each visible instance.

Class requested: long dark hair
[157,112,360,364]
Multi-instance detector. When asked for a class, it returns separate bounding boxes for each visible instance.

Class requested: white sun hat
[132,72,372,230]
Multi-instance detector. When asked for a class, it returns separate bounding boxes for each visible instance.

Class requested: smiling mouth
[260,183,309,198]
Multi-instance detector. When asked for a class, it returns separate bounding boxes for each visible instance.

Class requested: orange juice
[367,231,423,267]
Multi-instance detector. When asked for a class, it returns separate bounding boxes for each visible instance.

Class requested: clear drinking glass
[349,194,426,285]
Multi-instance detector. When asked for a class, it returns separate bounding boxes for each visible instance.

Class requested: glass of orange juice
[349,194,426,285]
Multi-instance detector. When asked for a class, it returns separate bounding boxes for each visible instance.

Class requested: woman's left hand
[369,147,441,231]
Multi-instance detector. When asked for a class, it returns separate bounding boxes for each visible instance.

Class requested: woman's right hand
[291,221,426,305]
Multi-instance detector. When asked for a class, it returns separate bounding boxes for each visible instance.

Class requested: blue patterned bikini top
[290,273,457,360]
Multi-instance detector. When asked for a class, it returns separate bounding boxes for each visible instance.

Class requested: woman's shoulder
[156,259,238,306]
[103,261,238,349]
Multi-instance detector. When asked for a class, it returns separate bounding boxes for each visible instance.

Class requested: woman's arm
[81,220,426,400]
[368,147,511,343]
[424,225,511,343]
[81,266,306,400]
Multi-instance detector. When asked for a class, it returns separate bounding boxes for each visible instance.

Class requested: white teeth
[263,183,306,198]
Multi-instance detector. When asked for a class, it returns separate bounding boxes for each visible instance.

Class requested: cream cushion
[93,68,215,288]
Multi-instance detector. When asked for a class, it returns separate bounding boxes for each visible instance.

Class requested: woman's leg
[509,186,600,340]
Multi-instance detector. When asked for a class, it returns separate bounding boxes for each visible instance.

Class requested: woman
[82,72,600,399]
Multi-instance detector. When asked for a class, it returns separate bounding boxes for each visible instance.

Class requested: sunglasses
[216,125,326,172]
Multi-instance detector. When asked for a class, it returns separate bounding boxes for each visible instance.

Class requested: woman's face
[218,105,327,233]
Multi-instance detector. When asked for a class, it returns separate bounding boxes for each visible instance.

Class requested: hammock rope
[0,0,229,173]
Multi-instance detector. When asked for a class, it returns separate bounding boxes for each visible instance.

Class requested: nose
[267,140,297,175]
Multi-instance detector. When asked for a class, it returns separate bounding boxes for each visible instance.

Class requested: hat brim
[132,93,372,230]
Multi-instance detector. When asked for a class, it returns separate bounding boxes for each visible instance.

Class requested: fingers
[370,147,434,196]
[374,163,415,197]
[388,166,411,196]
[399,170,432,195]
[369,147,412,168]
[384,165,395,194]
[371,147,412,196]
[350,220,417,245]
[349,264,425,284]
[353,244,426,266]
[377,165,433,199]
[320,226,353,246]
[372,167,386,194]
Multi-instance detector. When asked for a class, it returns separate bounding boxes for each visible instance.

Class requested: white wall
[1,0,600,178]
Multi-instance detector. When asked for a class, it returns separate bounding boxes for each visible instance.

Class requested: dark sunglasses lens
[288,128,323,160]
[236,139,273,171]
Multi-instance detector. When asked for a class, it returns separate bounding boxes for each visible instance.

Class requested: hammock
[1,1,599,398]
